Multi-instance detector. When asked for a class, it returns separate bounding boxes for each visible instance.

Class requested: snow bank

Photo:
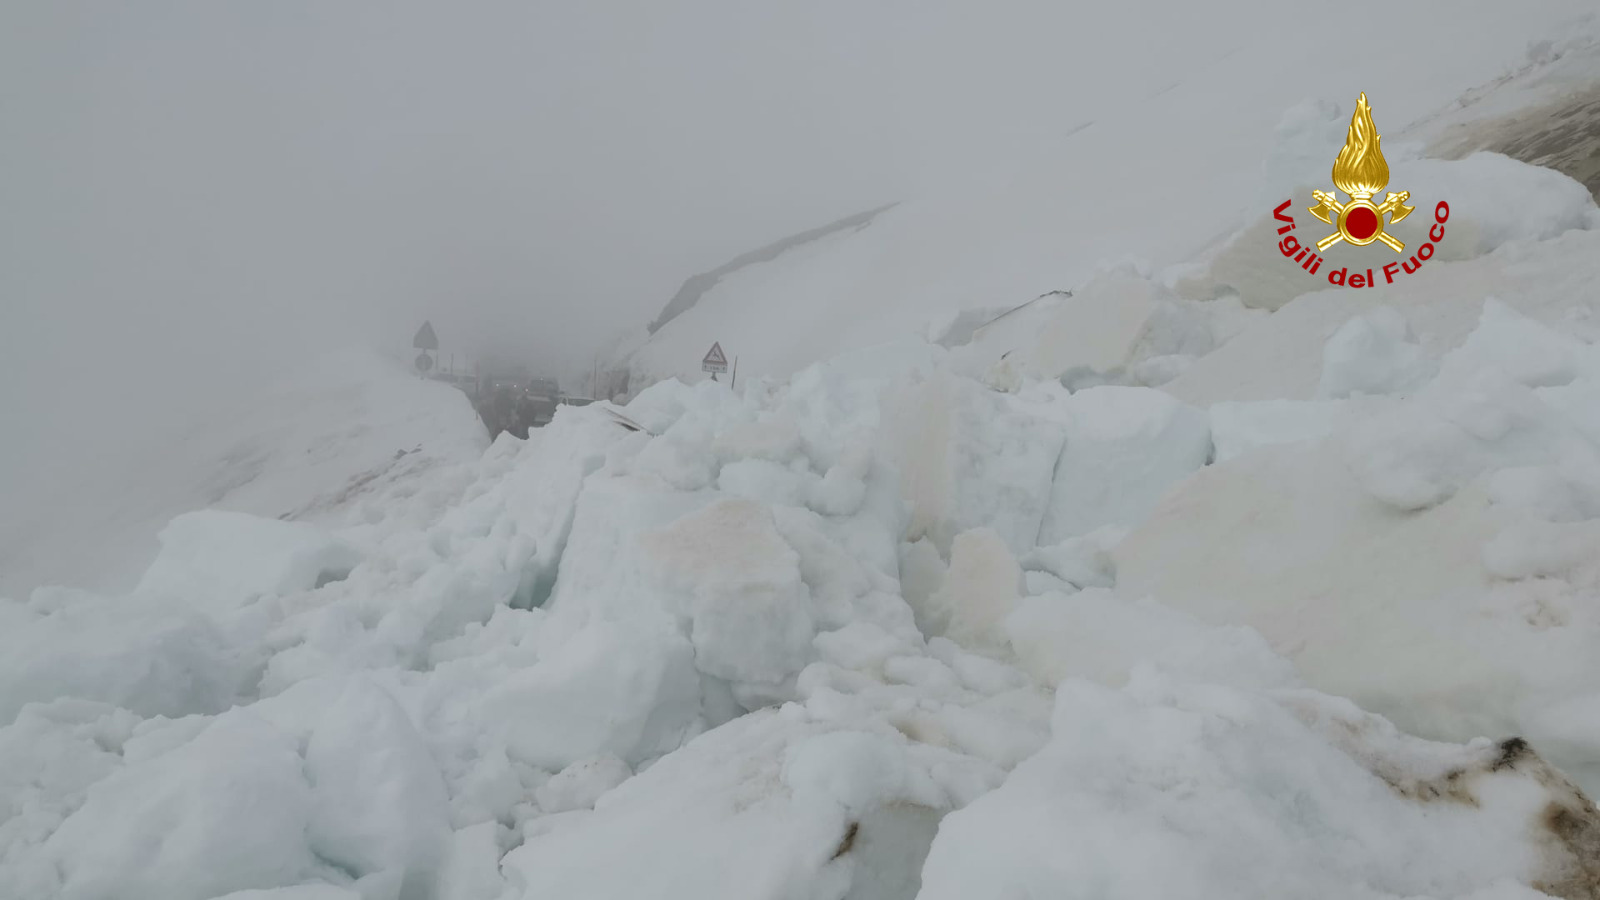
[921,670,1600,900]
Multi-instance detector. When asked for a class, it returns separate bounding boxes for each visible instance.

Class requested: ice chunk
[882,375,1065,556]
[920,528,1022,649]
[642,498,816,690]
[486,619,702,770]
[1033,386,1212,543]
[1020,525,1125,590]
[43,711,320,900]
[304,679,451,900]
[1318,306,1435,398]
[0,594,238,725]
[137,510,362,617]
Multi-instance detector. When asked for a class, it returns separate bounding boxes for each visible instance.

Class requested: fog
[2,0,1578,524]
[2,1,1167,495]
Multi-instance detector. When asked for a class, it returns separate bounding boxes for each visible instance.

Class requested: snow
[920,670,1599,900]
[1117,313,1600,790]
[136,511,363,618]
[8,9,1600,900]
[303,679,452,900]
[1318,306,1436,398]
[1025,384,1212,544]
[41,711,324,900]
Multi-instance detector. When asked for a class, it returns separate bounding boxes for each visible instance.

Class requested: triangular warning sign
[702,342,727,367]
[412,321,439,350]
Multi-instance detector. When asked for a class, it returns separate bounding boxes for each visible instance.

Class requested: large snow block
[642,499,816,690]
[0,595,238,725]
[917,528,1022,650]
[881,375,1065,556]
[42,711,322,900]
[1036,386,1211,545]
[485,619,702,770]
[304,679,451,900]
[137,510,362,616]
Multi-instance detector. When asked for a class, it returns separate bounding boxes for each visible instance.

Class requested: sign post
[413,321,440,377]
[701,341,729,380]
[412,321,439,351]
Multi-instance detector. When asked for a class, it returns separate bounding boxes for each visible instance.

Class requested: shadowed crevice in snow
[512,454,605,610]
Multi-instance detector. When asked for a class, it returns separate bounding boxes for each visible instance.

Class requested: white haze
[0,0,1583,579]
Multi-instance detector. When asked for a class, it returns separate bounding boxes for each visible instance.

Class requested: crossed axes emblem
[1308,188,1415,253]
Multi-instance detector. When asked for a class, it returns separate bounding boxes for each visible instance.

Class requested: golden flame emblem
[1308,93,1415,253]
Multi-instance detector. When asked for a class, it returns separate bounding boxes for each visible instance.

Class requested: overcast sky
[0,0,1234,490]
[2,0,1588,515]
[0,2,1143,454]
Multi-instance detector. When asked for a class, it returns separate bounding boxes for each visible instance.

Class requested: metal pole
[731,356,738,390]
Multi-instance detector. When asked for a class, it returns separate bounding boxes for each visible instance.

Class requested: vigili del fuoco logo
[1272,92,1449,289]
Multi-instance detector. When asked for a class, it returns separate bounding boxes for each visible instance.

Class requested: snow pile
[12,258,1600,898]
[9,15,1600,900]
[922,671,1600,900]
[1118,253,1600,792]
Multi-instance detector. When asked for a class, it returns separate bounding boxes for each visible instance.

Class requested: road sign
[413,321,439,351]
[415,352,435,372]
[702,341,728,374]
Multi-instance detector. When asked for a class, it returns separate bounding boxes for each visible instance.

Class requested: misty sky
[2,0,1587,524]
[2,2,1163,464]
[1,0,1250,498]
